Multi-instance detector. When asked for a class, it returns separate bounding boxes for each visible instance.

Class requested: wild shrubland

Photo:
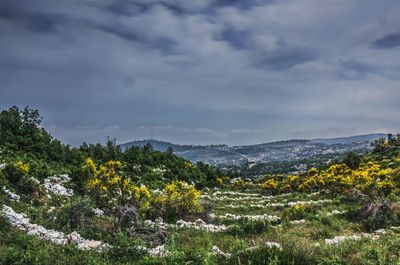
[1,106,400,264]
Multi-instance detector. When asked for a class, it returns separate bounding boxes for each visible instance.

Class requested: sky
[0,0,400,146]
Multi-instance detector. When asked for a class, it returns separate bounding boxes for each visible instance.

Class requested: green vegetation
[1,106,400,264]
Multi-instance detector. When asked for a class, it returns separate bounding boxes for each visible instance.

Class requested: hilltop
[120,134,386,166]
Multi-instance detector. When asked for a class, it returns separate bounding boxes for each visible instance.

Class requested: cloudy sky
[1,0,400,146]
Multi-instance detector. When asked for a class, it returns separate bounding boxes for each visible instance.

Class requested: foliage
[345,190,400,231]
[216,176,230,186]
[147,181,203,221]
[2,160,40,195]
[283,204,307,220]
[343,152,361,170]
[3,161,30,185]
[241,160,400,197]
[260,179,278,193]
[0,106,67,162]
[2,107,400,264]
[0,106,231,192]
[85,158,151,212]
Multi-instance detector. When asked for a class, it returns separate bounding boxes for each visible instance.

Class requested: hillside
[2,107,400,264]
[120,134,386,166]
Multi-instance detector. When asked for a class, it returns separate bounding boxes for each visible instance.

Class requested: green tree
[343,152,361,170]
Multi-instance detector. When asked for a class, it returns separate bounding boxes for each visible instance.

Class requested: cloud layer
[1,0,399,145]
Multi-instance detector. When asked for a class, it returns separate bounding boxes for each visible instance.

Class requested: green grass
[2,188,400,264]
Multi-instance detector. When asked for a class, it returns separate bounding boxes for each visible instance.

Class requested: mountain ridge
[119,133,387,166]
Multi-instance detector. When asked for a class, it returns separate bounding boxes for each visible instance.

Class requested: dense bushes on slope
[0,106,230,188]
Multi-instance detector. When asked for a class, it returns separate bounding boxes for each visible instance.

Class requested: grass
[2,188,400,264]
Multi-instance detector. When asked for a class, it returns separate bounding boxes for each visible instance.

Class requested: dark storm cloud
[91,22,178,54]
[218,27,250,49]
[1,0,400,145]
[215,0,274,9]
[335,60,380,80]
[253,46,316,71]
[372,32,400,49]
[217,26,316,70]
[0,2,68,33]
[107,2,151,16]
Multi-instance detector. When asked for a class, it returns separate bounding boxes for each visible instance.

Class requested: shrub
[216,176,230,186]
[345,190,400,231]
[147,181,203,221]
[260,179,278,193]
[2,161,40,195]
[3,160,30,185]
[0,169,8,187]
[85,158,151,212]
[105,234,147,263]
[282,204,313,221]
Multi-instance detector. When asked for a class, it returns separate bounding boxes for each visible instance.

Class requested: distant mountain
[311,133,386,145]
[119,133,386,166]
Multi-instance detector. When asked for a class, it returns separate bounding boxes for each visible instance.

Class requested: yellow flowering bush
[83,157,97,176]
[4,160,31,185]
[184,161,194,169]
[15,161,30,175]
[260,179,278,191]
[232,179,252,190]
[3,160,40,194]
[148,181,203,220]
[283,204,308,220]
[286,175,300,190]
[247,159,399,195]
[307,167,318,176]
[216,176,230,186]
[85,158,151,212]
[376,178,395,193]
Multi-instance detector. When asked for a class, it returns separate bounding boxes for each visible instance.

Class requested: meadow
[1,107,400,264]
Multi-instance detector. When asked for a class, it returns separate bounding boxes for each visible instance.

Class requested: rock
[212,245,231,258]
[117,206,139,229]
[2,187,21,202]
[68,231,85,244]
[68,231,105,250]
[2,205,106,251]
[77,240,104,250]
[43,175,73,197]
[129,227,167,245]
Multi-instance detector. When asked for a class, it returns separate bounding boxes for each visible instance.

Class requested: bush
[3,161,29,185]
[2,161,40,195]
[345,191,400,231]
[283,204,309,220]
[85,158,151,213]
[147,181,203,221]
[0,169,8,187]
[106,234,147,263]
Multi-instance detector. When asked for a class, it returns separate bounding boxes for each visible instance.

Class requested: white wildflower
[148,245,169,258]
[92,208,104,217]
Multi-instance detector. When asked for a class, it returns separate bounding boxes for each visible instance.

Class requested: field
[2,183,400,265]
[1,108,400,264]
